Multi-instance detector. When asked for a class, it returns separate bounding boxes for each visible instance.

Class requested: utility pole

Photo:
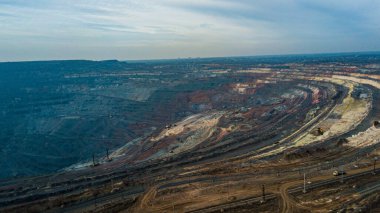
[373,157,378,175]
[92,154,96,167]
[303,173,307,193]
[106,148,110,160]
[261,184,265,203]
[227,181,230,200]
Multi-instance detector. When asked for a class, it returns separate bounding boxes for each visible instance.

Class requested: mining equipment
[317,127,324,135]
[374,121,380,128]
[333,170,346,176]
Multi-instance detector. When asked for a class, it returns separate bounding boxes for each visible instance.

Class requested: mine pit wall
[240,81,345,158]
[103,78,314,168]
[144,80,342,168]
[124,76,377,171]
[276,84,380,174]
[289,83,376,143]
[327,84,380,140]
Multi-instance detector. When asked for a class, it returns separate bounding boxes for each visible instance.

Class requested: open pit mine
[0,53,380,212]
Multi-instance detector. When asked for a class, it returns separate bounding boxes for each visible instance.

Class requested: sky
[1,0,380,61]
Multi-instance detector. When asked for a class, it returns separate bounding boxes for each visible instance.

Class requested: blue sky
[1,0,380,61]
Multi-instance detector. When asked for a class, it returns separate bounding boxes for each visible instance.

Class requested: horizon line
[1,50,380,63]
